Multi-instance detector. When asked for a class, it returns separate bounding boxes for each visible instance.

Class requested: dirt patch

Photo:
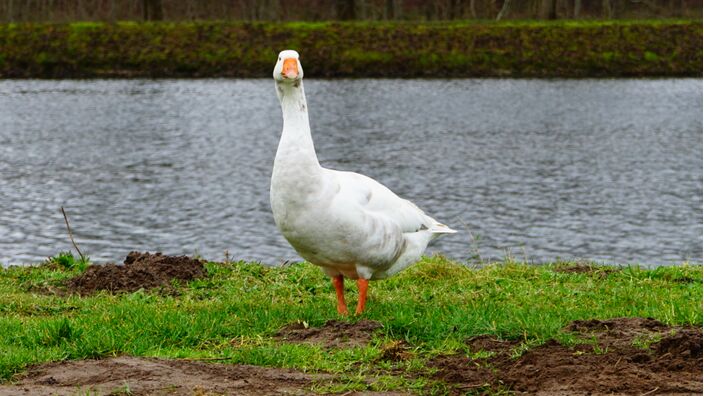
[466,334,522,354]
[276,320,384,348]
[431,317,702,395]
[378,340,414,362]
[0,356,325,396]
[554,264,617,277]
[65,252,207,295]
[664,274,698,284]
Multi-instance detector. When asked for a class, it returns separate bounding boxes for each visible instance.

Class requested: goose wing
[328,169,455,235]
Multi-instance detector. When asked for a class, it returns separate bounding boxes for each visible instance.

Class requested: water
[0,79,701,266]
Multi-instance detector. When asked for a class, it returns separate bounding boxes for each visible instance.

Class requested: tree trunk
[602,0,612,18]
[424,1,433,20]
[385,0,394,19]
[336,0,356,20]
[469,0,476,18]
[24,0,31,21]
[76,0,82,20]
[155,0,164,20]
[358,0,366,19]
[449,0,457,19]
[573,0,581,18]
[496,0,512,20]
[547,0,557,19]
[109,0,116,22]
[143,0,164,21]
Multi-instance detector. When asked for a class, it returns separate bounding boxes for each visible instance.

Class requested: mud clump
[0,356,322,396]
[66,252,207,295]
[431,317,703,395]
[377,340,413,362]
[654,327,703,361]
[276,320,383,348]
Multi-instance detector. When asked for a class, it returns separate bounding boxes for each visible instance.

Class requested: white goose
[270,50,456,315]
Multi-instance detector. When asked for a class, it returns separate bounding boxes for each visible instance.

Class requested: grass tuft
[47,251,89,272]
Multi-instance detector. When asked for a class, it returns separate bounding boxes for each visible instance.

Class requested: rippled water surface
[0,79,701,266]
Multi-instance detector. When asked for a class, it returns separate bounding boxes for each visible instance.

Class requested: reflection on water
[0,79,701,266]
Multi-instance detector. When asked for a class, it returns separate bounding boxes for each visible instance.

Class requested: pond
[0,79,701,266]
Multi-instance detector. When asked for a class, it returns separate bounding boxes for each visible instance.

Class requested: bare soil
[1,318,700,395]
[431,317,703,395]
[65,252,207,295]
[0,356,321,396]
[553,264,617,277]
[276,319,384,348]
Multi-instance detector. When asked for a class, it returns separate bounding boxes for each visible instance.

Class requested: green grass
[46,251,90,272]
[0,20,700,78]
[0,254,701,393]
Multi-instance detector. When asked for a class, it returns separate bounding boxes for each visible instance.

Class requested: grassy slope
[0,20,700,78]
[0,256,701,392]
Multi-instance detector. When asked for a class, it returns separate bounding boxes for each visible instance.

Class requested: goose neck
[276,81,319,168]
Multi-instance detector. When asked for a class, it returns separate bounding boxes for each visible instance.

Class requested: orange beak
[281,58,299,79]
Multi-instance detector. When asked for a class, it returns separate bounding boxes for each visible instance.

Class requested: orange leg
[332,275,348,315]
[355,279,369,315]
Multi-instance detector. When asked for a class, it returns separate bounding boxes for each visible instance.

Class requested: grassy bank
[0,20,700,78]
[0,255,701,393]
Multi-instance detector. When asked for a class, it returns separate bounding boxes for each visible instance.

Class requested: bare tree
[602,0,612,18]
[336,0,355,20]
[496,0,512,20]
[143,0,163,21]
[469,0,477,18]
[109,0,116,22]
[395,0,403,19]
[448,0,458,19]
[385,0,395,19]
[545,0,557,19]
[7,0,13,22]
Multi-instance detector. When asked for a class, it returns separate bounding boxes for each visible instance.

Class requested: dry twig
[640,387,660,396]
[60,206,85,262]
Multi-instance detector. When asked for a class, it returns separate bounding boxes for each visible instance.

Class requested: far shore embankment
[0,20,701,78]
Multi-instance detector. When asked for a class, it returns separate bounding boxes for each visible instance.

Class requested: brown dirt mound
[0,356,323,396]
[276,320,384,348]
[431,317,703,395]
[66,252,207,295]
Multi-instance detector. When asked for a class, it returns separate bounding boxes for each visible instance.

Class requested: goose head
[273,50,303,83]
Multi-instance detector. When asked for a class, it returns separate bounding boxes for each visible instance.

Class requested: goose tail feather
[429,222,458,235]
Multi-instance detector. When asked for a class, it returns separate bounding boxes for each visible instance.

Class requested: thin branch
[60,206,85,262]
[640,387,660,396]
